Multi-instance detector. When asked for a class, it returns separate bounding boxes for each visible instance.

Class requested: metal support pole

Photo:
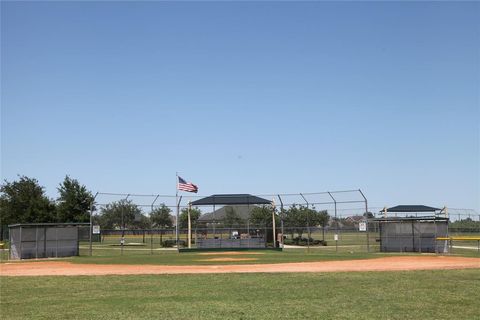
[434,211,438,254]
[188,201,192,249]
[443,206,449,254]
[271,198,276,248]
[151,195,160,213]
[358,189,370,253]
[120,194,130,256]
[55,227,59,258]
[19,226,22,260]
[8,228,11,260]
[89,192,99,256]
[277,195,284,249]
[35,227,38,259]
[247,219,249,247]
[176,172,179,249]
[176,195,182,249]
[299,193,310,251]
[150,194,160,247]
[327,192,338,252]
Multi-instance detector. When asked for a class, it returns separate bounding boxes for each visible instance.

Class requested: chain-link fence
[80,213,479,257]
[75,192,480,257]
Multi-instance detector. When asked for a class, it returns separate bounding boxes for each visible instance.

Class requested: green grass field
[2,245,479,319]
[2,242,477,266]
[2,269,479,320]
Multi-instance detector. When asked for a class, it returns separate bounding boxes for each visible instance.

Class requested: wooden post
[272,198,276,248]
[188,202,192,249]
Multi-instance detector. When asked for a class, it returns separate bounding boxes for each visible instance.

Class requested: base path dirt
[1,256,479,277]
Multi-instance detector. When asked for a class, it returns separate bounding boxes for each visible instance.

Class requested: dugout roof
[371,216,448,222]
[191,194,271,206]
[198,205,254,222]
[380,205,441,213]
[8,222,90,228]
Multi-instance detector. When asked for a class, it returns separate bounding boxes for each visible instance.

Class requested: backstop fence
[5,190,477,259]
[80,190,479,257]
[82,215,479,257]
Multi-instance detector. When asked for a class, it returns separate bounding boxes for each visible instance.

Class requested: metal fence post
[19,226,22,260]
[89,192,99,257]
[176,195,182,250]
[35,227,38,259]
[358,189,370,253]
[277,195,284,249]
[299,193,310,251]
[327,192,338,252]
[55,227,58,258]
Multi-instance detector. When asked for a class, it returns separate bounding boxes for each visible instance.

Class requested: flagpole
[176,172,179,249]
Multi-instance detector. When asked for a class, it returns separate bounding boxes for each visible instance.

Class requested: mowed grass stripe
[2,270,480,320]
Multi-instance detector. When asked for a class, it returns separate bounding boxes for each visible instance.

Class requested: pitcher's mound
[197,258,259,262]
[197,252,265,256]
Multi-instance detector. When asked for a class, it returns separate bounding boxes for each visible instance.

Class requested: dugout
[189,194,275,250]
[374,206,448,253]
[8,223,89,260]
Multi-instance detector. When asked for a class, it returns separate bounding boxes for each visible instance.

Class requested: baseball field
[1,250,479,319]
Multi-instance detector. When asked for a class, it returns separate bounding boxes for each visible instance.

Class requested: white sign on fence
[359,222,367,232]
[92,225,101,234]
[334,234,338,241]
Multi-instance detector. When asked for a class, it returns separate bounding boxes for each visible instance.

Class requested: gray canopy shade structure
[185,194,275,251]
[380,205,441,213]
[191,194,271,206]
[198,205,253,223]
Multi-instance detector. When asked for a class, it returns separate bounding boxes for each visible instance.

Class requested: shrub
[162,240,186,247]
[284,237,327,246]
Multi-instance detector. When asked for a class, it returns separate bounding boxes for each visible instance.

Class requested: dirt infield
[1,256,479,276]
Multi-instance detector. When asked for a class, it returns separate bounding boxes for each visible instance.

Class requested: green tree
[249,205,278,227]
[0,176,56,239]
[179,207,202,229]
[284,205,301,238]
[97,199,144,229]
[284,205,317,239]
[315,210,330,241]
[249,205,279,243]
[133,213,151,229]
[150,204,173,228]
[449,218,480,232]
[56,176,95,223]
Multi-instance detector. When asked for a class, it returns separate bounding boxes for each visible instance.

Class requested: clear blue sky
[1,2,479,212]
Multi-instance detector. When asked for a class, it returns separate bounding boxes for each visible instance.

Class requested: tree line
[1,175,331,241]
[0,175,189,236]
[0,176,95,240]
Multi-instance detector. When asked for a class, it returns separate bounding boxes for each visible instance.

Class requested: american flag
[177,176,198,193]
